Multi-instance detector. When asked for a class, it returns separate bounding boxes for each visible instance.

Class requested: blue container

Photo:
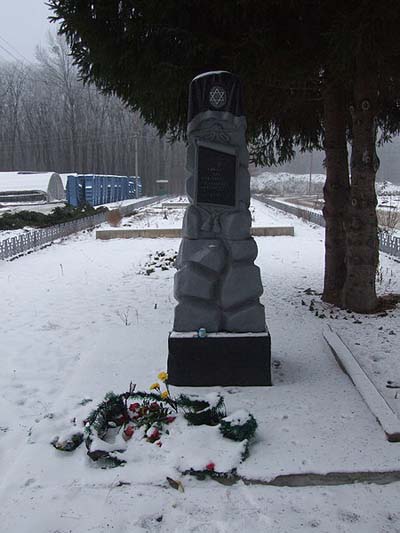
[66,175,85,207]
[128,176,142,199]
[136,177,143,198]
[128,177,136,199]
[66,174,135,206]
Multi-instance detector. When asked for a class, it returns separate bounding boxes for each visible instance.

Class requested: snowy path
[1,200,400,532]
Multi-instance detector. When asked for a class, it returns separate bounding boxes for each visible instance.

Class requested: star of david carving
[209,86,226,109]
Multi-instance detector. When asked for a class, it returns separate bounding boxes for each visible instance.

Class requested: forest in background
[2,34,399,196]
[0,34,187,195]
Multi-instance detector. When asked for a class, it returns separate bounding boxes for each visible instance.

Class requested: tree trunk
[343,55,379,312]
[322,83,350,305]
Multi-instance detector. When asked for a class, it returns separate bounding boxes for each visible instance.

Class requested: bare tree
[0,34,186,195]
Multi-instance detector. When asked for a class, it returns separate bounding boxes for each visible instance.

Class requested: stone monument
[167,71,271,386]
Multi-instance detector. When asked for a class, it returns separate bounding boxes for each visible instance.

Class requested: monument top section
[188,71,244,123]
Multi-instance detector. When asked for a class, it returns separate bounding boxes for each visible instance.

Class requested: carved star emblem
[209,86,226,109]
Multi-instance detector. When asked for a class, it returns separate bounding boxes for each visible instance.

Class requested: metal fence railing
[0,196,159,261]
[379,231,400,258]
[260,197,326,227]
[259,196,400,259]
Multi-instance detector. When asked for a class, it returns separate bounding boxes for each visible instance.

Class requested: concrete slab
[96,226,295,239]
[323,325,400,442]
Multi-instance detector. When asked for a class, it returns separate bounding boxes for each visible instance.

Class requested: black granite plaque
[197,146,236,207]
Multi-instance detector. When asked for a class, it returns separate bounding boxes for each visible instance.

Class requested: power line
[0,43,22,63]
[0,131,165,151]
[0,51,11,63]
[0,34,32,64]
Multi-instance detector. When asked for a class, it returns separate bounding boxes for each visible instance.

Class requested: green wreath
[52,382,257,470]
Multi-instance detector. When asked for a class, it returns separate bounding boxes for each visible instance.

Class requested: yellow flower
[150,382,160,390]
[157,371,168,383]
[161,390,169,399]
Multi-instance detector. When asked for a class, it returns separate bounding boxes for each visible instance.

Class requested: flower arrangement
[52,372,258,473]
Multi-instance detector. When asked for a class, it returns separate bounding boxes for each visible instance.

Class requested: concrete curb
[323,324,400,442]
[189,470,400,488]
[96,226,295,240]
[198,470,400,487]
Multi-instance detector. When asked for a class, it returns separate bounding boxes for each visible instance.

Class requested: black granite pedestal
[167,330,271,386]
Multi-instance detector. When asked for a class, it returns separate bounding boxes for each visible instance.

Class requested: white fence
[260,196,400,259]
[0,197,159,261]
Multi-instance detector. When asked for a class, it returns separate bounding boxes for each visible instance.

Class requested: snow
[376,180,400,195]
[0,171,62,193]
[59,172,76,188]
[1,198,400,531]
[223,409,252,425]
[192,71,230,81]
[323,325,400,440]
[171,331,268,338]
[105,197,289,232]
[251,172,326,194]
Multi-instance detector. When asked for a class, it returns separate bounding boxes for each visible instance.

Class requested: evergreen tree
[49,0,400,312]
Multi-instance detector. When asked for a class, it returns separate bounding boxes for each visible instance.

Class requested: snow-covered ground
[1,199,400,532]
[0,201,66,216]
[378,195,400,209]
[0,227,33,240]
[376,181,400,196]
[251,173,400,199]
[106,197,289,231]
[251,172,326,195]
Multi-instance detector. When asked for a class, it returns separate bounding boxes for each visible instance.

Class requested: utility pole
[308,152,313,195]
[134,132,139,179]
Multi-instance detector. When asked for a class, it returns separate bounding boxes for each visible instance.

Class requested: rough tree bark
[322,82,350,306]
[344,55,379,312]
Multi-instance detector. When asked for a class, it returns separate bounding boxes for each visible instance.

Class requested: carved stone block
[173,301,221,332]
[174,263,216,301]
[220,264,263,309]
[177,238,226,273]
[222,302,266,333]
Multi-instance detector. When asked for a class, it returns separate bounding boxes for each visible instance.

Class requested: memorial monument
[168,71,271,386]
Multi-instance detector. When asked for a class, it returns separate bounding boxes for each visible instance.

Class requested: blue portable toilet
[128,177,137,199]
[67,174,133,206]
[66,175,86,206]
[136,176,143,198]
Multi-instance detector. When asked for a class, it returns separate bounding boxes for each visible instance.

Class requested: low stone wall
[161,202,190,209]
[252,226,294,237]
[96,226,294,240]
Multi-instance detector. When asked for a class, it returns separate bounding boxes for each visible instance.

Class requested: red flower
[129,402,140,412]
[124,425,134,439]
[148,427,160,441]
[149,402,160,411]
[116,414,126,425]
[166,416,176,424]
[206,462,215,471]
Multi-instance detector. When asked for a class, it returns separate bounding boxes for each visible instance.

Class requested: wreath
[52,373,257,473]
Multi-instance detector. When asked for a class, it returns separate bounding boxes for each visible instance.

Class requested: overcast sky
[0,0,57,62]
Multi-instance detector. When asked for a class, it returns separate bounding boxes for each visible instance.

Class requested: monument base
[167,329,271,386]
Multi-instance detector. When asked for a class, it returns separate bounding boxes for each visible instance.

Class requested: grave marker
[167,71,271,386]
